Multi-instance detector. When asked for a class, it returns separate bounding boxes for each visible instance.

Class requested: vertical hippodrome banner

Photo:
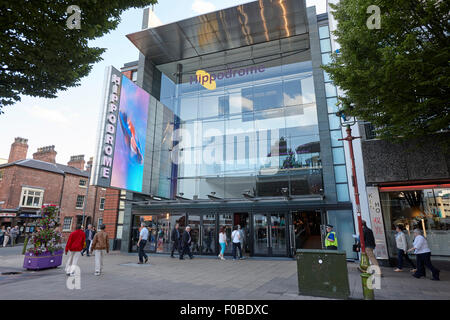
[91,66,149,193]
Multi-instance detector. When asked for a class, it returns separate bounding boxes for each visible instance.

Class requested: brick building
[0,138,120,243]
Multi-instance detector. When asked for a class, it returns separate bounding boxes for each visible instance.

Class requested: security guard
[325,224,338,250]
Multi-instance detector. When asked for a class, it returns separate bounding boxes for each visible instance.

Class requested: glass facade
[319,23,350,203]
[124,9,356,259]
[153,35,323,200]
[381,187,450,257]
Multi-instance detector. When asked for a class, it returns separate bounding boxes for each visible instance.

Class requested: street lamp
[336,110,370,272]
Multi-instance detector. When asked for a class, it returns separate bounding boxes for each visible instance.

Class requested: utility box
[296,249,350,299]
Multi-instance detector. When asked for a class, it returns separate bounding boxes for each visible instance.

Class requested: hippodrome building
[115,0,360,259]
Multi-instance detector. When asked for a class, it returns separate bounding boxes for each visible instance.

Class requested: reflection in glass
[270,214,287,255]
[188,214,201,254]
[381,188,450,257]
[334,165,348,183]
[336,183,350,202]
[254,214,268,255]
[319,25,330,39]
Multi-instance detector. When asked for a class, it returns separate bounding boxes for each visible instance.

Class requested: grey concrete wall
[307,6,337,203]
[362,132,450,183]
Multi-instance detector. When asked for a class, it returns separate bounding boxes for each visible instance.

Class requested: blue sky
[0,0,326,164]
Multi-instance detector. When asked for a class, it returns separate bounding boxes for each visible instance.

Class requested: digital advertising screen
[109,75,149,192]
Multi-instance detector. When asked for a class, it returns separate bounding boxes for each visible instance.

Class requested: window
[63,217,73,231]
[99,198,105,210]
[319,25,330,39]
[76,195,85,209]
[79,179,87,187]
[20,187,44,208]
[98,218,103,228]
[0,169,4,181]
[132,71,137,82]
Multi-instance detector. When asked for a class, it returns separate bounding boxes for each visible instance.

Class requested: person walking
[0,226,5,247]
[231,225,243,260]
[81,224,95,257]
[89,224,109,276]
[10,226,19,246]
[408,229,440,280]
[180,225,193,260]
[170,223,181,258]
[237,225,245,257]
[361,220,380,272]
[64,224,86,276]
[218,226,227,260]
[137,223,149,264]
[394,225,416,272]
[3,227,11,247]
[325,224,338,250]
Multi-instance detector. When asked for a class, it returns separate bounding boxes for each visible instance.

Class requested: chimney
[33,145,57,163]
[8,137,28,163]
[68,155,85,170]
[86,157,93,172]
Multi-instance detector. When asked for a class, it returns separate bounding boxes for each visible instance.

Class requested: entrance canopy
[126,0,309,65]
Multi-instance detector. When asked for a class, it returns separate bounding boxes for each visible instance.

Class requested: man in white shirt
[394,225,416,272]
[231,225,243,260]
[407,229,439,280]
[137,223,149,264]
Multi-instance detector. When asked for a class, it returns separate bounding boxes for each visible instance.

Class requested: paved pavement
[0,246,449,300]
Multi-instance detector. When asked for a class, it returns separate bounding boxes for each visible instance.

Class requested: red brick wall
[122,70,133,80]
[102,188,120,239]
[0,166,64,209]
[8,141,28,163]
[33,151,57,163]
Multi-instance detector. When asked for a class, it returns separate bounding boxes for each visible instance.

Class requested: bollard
[360,273,375,300]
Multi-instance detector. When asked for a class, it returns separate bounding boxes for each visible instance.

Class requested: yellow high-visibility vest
[325,231,338,247]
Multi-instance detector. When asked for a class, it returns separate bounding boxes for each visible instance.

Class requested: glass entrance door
[202,215,216,255]
[270,213,287,255]
[253,213,288,256]
[253,214,269,255]
[187,214,202,255]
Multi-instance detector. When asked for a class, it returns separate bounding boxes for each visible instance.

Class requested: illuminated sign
[102,73,121,179]
[91,66,123,189]
[91,66,150,193]
[190,65,265,90]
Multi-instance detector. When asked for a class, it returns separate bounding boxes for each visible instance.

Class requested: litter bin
[296,249,350,299]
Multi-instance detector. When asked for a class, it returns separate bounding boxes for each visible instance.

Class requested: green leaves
[0,0,158,113]
[324,0,450,141]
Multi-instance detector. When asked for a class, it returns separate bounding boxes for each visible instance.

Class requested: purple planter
[23,250,63,270]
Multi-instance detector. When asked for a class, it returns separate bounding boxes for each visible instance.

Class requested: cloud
[28,105,71,125]
[191,0,216,14]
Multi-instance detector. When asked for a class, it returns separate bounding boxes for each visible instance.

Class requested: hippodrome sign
[190,65,265,90]
[101,73,121,179]
[91,66,123,188]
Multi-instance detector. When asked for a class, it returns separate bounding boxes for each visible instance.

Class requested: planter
[23,249,63,270]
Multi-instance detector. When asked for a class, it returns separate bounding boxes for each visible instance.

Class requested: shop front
[379,183,450,261]
[129,203,358,260]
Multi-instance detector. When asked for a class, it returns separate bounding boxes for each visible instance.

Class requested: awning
[126,0,308,65]
[379,183,450,192]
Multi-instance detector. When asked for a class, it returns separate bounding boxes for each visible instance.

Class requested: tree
[323,0,450,140]
[0,0,157,113]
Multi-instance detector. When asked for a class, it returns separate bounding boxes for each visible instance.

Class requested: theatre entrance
[290,210,325,255]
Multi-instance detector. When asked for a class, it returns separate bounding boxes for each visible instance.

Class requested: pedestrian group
[65,223,109,276]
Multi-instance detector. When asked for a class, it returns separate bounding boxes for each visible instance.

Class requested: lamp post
[336,111,370,272]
